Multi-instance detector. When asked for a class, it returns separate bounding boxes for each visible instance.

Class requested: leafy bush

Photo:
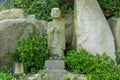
[0,72,16,80]
[97,0,120,18]
[7,35,50,73]
[65,49,120,80]
[11,0,73,21]
[0,66,16,80]
[3,0,14,9]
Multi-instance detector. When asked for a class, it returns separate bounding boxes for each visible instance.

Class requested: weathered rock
[28,59,86,80]
[108,17,120,50]
[62,11,74,46]
[0,9,23,20]
[0,18,47,67]
[74,0,116,60]
[28,59,85,80]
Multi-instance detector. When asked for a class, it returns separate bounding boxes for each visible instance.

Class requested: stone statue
[47,8,65,59]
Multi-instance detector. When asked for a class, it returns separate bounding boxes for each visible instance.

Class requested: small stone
[28,77,35,80]
[71,75,78,80]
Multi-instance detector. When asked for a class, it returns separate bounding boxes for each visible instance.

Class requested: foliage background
[1,0,120,79]
[97,0,120,18]
[10,0,73,21]
[3,0,120,19]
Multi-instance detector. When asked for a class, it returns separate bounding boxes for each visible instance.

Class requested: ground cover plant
[0,66,16,80]
[65,49,120,80]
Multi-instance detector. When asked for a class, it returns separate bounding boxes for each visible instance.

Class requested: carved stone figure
[47,8,65,59]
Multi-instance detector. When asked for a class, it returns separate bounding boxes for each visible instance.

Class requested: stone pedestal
[45,60,65,70]
[29,60,87,80]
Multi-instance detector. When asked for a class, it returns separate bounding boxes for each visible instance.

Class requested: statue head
[51,8,61,19]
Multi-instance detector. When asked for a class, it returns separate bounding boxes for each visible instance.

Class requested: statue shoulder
[47,21,54,33]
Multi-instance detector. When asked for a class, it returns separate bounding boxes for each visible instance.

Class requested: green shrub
[7,35,50,73]
[3,0,14,9]
[65,49,120,80]
[0,72,15,80]
[65,76,70,80]
[11,0,73,21]
[0,66,16,80]
[97,0,120,18]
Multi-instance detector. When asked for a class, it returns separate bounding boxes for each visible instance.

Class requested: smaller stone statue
[47,8,65,59]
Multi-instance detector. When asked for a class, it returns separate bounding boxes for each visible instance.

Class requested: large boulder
[0,18,47,67]
[74,0,116,60]
[0,10,74,67]
[108,17,120,50]
[62,11,74,46]
[0,9,23,20]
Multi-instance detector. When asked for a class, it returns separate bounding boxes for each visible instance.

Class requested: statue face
[51,8,61,19]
